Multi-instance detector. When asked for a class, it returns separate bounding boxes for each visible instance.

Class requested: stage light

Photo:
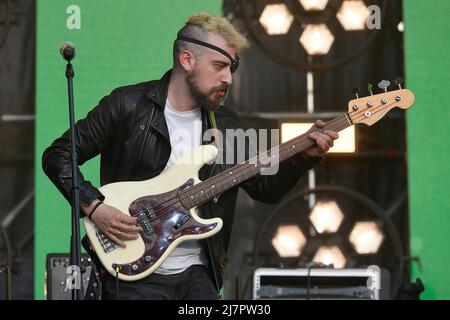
[349,221,384,254]
[259,4,294,35]
[309,201,344,233]
[299,24,335,55]
[313,245,347,268]
[281,123,312,142]
[253,186,403,298]
[281,123,355,153]
[272,225,307,257]
[299,0,329,11]
[330,126,355,153]
[336,0,371,31]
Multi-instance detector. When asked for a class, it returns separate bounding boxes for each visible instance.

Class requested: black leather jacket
[42,69,321,292]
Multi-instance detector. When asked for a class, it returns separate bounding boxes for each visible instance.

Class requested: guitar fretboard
[180,114,353,209]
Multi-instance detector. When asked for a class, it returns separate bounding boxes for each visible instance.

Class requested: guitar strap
[207,110,223,205]
[208,110,218,130]
[207,110,223,154]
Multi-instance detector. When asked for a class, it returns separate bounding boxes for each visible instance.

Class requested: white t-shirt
[155,99,208,275]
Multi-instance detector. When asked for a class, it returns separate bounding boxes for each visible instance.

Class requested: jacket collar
[147,69,212,142]
[147,69,172,107]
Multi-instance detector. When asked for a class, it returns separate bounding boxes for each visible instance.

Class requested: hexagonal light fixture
[313,246,347,268]
[310,201,344,233]
[349,221,384,254]
[337,0,371,31]
[272,225,307,257]
[299,0,329,11]
[259,4,294,35]
[299,24,335,55]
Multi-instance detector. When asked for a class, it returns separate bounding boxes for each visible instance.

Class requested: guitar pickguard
[111,179,218,277]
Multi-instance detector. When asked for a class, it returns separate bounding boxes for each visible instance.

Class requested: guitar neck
[180,113,353,209]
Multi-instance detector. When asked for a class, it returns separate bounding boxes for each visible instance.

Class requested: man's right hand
[83,199,143,248]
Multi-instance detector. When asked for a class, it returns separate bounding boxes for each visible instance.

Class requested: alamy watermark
[367,5,381,30]
[169,125,282,176]
[65,4,382,31]
[65,265,82,291]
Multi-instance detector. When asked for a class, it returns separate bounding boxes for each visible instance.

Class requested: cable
[115,265,120,300]
[0,0,12,51]
[306,264,313,300]
[0,0,12,47]
[239,266,258,300]
[305,262,333,300]
[0,224,12,276]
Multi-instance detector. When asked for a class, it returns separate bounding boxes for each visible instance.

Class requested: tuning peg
[352,87,360,98]
[378,80,391,93]
[394,77,404,89]
[368,83,373,95]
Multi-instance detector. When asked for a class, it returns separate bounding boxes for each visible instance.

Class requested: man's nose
[222,68,232,86]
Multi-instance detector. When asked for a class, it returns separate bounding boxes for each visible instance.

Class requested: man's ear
[179,50,196,72]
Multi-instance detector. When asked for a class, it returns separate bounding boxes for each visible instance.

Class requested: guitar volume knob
[131,264,139,272]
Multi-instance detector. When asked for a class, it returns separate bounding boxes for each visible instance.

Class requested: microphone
[60,41,76,62]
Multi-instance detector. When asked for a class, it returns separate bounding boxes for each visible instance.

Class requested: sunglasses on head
[176,36,239,73]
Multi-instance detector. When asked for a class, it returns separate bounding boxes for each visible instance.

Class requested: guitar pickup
[137,209,156,237]
[173,215,191,230]
[138,219,154,237]
[96,230,118,253]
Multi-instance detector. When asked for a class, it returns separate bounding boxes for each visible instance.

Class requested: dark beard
[186,69,227,111]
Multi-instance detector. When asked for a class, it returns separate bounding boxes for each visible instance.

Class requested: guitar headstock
[347,86,415,126]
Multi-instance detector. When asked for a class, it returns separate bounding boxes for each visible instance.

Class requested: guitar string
[175,98,400,203]
[132,100,399,223]
[134,100,398,223]
[134,117,351,221]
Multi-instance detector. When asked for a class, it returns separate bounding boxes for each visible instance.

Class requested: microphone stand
[65,60,84,300]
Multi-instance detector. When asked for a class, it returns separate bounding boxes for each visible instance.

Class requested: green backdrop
[35,0,221,300]
[404,0,450,299]
[35,0,450,300]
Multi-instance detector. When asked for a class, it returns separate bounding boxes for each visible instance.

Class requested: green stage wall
[35,0,221,299]
[35,0,450,301]
[404,0,450,299]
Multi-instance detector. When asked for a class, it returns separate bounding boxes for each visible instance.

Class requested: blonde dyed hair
[173,12,249,66]
[185,12,249,51]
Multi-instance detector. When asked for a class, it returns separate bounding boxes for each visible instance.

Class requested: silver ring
[118,231,123,237]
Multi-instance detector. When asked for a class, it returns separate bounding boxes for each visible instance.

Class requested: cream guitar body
[83,145,222,281]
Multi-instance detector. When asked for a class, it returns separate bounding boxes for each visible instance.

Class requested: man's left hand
[303,120,339,158]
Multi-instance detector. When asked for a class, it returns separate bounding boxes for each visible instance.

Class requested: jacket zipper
[130,105,155,178]
[203,127,221,292]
